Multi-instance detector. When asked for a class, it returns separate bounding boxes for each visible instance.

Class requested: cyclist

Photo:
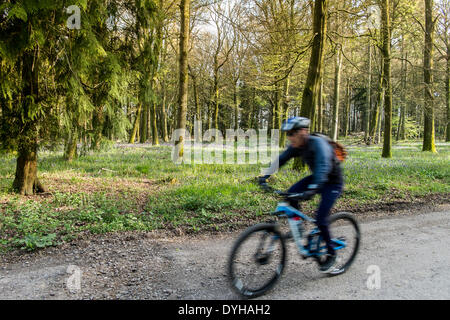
[258,117,343,273]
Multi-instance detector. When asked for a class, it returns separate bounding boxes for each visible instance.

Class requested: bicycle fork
[255,232,277,265]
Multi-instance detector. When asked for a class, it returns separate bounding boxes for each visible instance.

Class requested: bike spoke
[228,225,286,297]
[328,214,360,273]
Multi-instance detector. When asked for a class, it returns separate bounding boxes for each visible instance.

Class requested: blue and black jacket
[262,135,343,189]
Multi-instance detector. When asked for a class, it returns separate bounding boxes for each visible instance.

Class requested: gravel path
[0,205,449,300]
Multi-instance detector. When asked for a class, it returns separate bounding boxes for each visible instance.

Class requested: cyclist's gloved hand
[258,175,270,186]
[303,184,319,200]
[258,175,272,192]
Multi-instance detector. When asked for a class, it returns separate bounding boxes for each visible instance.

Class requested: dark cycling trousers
[288,175,343,254]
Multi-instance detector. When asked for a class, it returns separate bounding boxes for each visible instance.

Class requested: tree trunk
[150,0,164,146]
[446,47,450,142]
[273,83,281,130]
[376,100,383,144]
[213,55,220,130]
[318,76,324,133]
[331,46,342,141]
[381,0,393,158]
[251,88,259,130]
[272,82,282,146]
[129,104,142,144]
[343,79,351,138]
[248,92,255,130]
[300,0,327,124]
[150,100,159,145]
[190,71,202,142]
[92,105,104,150]
[149,78,159,146]
[422,0,437,152]
[64,125,78,162]
[175,0,190,159]
[364,43,372,143]
[13,144,46,195]
[294,0,327,170]
[369,55,384,144]
[399,53,408,140]
[161,88,169,143]
[13,48,46,195]
[234,80,239,131]
[139,103,149,143]
[280,77,290,147]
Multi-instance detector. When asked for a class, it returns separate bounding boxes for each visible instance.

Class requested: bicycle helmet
[281,117,310,131]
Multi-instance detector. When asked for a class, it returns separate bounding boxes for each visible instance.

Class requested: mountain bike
[227,184,360,298]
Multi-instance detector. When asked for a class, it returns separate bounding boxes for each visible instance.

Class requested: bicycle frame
[274,202,346,258]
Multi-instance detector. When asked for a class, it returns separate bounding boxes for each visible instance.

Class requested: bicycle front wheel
[227,223,286,298]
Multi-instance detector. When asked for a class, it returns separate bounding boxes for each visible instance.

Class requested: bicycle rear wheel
[227,223,286,298]
[320,212,360,275]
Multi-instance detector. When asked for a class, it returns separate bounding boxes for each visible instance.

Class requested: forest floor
[0,140,449,252]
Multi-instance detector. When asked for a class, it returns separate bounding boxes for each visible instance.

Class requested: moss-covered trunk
[317,76,324,133]
[175,0,190,159]
[213,65,219,131]
[446,47,450,142]
[129,104,142,144]
[280,76,290,147]
[422,0,437,152]
[13,49,46,195]
[139,103,149,143]
[293,0,327,171]
[381,0,393,158]
[364,43,372,143]
[343,79,351,138]
[369,55,384,145]
[150,97,159,145]
[64,126,78,162]
[13,141,46,195]
[92,106,104,151]
[331,46,342,141]
[161,93,169,143]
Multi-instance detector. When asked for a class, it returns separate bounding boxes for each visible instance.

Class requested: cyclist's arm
[261,146,296,178]
[310,137,333,190]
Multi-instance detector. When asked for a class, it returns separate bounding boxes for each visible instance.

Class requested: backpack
[311,133,348,162]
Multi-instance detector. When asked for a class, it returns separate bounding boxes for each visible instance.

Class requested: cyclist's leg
[287,176,313,209]
[316,184,343,254]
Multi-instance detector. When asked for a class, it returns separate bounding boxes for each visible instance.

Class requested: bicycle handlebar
[258,181,306,201]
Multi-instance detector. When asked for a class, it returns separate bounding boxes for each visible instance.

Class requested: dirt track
[0,204,449,300]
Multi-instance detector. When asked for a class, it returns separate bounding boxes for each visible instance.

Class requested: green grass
[340,147,449,203]
[0,141,449,252]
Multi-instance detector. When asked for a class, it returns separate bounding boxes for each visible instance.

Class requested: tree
[175,0,190,159]
[381,0,393,158]
[299,0,327,128]
[293,0,327,170]
[397,35,407,141]
[210,2,234,131]
[439,0,450,141]
[0,1,67,194]
[331,1,343,142]
[368,52,384,144]
[364,42,372,143]
[422,0,437,152]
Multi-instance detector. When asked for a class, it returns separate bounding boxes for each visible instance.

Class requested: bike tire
[322,212,361,275]
[227,223,286,298]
